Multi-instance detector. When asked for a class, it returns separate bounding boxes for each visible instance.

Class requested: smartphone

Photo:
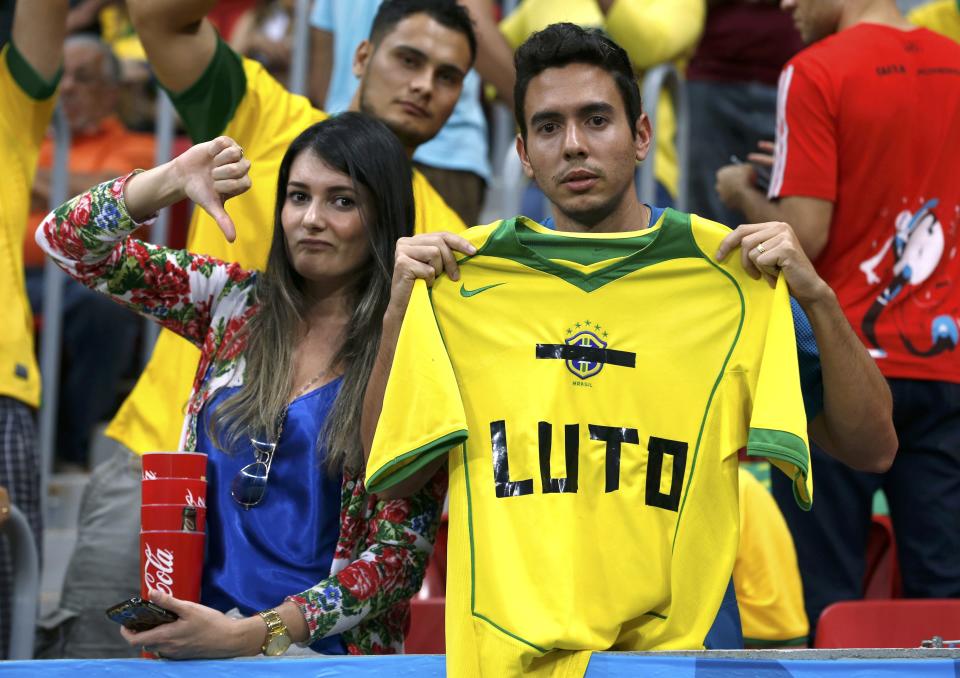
[105,596,179,632]
[729,154,772,193]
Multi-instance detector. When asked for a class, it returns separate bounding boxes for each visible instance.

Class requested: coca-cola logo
[143,542,175,596]
[143,470,158,480]
[185,489,206,508]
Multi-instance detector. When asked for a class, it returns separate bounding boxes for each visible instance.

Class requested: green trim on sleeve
[6,42,60,100]
[164,36,246,144]
[748,427,811,510]
[747,428,809,473]
[365,429,467,494]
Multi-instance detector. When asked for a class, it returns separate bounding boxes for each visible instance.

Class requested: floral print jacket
[37,174,446,654]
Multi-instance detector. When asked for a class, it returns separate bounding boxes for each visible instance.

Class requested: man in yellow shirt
[363,24,895,675]
[0,0,67,659]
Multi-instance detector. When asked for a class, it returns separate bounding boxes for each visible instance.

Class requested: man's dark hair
[514,23,641,139]
[370,0,477,65]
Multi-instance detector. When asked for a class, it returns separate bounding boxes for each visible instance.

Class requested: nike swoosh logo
[460,282,506,297]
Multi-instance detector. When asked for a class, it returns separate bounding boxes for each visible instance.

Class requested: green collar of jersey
[473,209,702,292]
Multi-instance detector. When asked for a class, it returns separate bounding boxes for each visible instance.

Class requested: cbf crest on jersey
[564,322,608,379]
[535,321,635,383]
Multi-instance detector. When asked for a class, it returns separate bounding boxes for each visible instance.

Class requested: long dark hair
[211,112,415,474]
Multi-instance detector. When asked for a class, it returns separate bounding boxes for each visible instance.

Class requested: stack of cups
[140,452,208,608]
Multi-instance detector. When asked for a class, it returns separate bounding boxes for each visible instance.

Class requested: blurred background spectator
[309,0,513,225]
[685,0,803,227]
[908,0,960,41]
[25,33,151,472]
[231,0,295,84]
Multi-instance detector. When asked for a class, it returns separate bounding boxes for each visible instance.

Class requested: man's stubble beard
[358,79,432,152]
[542,176,636,230]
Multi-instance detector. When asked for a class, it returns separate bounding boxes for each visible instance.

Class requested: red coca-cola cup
[141,478,207,508]
[142,452,207,481]
[141,504,207,532]
[140,530,205,603]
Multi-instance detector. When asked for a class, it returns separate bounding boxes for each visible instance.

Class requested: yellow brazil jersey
[0,43,58,408]
[106,38,465,453]
[499,0,706,198]
[367,210,812,677]
[734,468,808,648]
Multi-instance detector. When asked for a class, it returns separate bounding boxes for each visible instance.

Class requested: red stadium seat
[405,598,446,654]
[863,515,902,599]
[815,599,960,648]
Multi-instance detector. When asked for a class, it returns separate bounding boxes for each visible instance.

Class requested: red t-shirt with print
[769,23,960,384]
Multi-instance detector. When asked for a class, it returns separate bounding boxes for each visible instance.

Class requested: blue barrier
[2,654,958,677]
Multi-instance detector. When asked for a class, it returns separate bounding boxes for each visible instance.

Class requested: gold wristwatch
[258,608,292,656]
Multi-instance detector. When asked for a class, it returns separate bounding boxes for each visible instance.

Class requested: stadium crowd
[0,0,958,673]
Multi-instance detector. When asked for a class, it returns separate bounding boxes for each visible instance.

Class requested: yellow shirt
[106,40,465,453]
[367,211,811,676]
[908,0,960,43]
[735,468,808,647]
[0,44,58,408]
[500,0,706,198]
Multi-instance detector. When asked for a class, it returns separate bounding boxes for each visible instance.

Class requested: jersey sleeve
[0,42,59,143]
[165,36,247,144]
[746,277,813,510]
[366,280,468,494]
[768,57,837,202]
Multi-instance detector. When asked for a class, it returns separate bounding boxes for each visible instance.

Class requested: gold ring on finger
[756,243,766,255]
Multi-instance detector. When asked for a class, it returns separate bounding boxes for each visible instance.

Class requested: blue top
[310,0,491,181]
[196,379,346,654]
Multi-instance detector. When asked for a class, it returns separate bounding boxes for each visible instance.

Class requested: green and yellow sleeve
[745,277,813,510]
[366,280,468,494]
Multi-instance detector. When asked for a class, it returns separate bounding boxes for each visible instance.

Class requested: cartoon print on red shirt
[859,198,958,359]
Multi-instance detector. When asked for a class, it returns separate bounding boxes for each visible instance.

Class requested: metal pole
[638,64,686,210]
[38,105,71,499]
[141,91,176,366]
[3,505,39,659]
[288,0,311,96]
[673,72,690,212]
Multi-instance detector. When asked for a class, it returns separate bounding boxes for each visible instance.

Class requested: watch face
[265,633,292,656]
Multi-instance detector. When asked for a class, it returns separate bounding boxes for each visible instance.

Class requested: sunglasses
[230,438,277,509]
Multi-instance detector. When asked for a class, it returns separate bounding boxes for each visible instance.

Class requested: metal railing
[37,106,71,509]
[139,91,177,364]
[289,0,312,96]
[638,63,689,212]
[3,504,40,659]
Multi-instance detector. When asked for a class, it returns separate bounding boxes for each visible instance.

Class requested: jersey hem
[365,429,466,494]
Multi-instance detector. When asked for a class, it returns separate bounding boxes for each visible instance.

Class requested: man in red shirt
[714,0,960,638]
